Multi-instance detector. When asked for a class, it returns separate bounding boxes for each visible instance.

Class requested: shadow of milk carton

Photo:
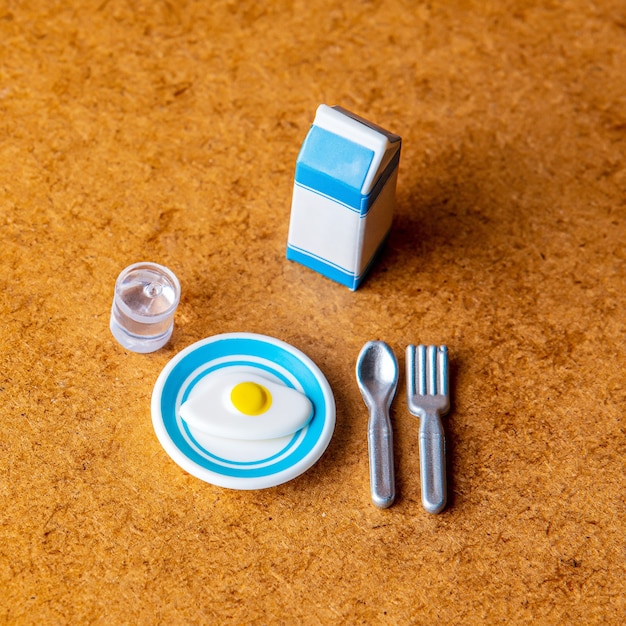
[286,104,401,290]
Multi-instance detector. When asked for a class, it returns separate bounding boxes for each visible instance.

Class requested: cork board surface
[2,0,626,623]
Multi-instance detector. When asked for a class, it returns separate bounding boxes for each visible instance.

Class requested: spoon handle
[368,405,395,508]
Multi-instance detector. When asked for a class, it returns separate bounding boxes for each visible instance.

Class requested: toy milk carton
[286,104,401,290]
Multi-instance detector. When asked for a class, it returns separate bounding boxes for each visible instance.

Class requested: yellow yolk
[230,381,272,416]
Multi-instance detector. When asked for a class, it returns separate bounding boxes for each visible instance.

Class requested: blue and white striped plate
[151,333,336,489]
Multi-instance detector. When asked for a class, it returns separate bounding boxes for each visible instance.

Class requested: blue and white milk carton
[286,104,401,290]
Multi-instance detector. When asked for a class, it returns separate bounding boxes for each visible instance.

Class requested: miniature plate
[151,333,336,489]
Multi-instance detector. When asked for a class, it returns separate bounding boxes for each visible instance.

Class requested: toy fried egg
[179,371,314,440]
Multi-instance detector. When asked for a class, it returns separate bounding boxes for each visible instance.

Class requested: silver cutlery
[406,344,450,514]
[356,341,398,508]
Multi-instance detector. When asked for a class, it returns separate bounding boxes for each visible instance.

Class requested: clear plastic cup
[110,262,181,353]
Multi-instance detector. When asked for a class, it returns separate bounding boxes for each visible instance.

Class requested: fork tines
[406,344,450,415]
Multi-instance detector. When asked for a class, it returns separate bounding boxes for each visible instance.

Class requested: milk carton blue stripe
[287,227,390,290]
[286,245,360,289]
[292,181,361,213]
[295,145,400,216]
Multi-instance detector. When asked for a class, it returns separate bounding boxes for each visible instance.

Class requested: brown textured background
[1,0,626,623]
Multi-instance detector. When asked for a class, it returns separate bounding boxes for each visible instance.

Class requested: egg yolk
[230,381,272,416]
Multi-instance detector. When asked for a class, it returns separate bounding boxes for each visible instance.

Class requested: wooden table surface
[2,1,625,623]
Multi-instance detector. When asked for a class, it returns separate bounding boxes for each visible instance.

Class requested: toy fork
[406,345,450,514]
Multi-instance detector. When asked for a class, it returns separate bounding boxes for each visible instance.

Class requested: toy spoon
[356,341,398,508]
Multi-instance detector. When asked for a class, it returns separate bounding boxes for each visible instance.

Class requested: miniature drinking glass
[110,262,181,353]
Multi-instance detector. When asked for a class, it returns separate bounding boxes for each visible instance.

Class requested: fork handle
[368,406,395,508]
[419,412,447,514]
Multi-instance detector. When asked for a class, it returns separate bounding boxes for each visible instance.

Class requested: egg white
[179,369,313,440]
